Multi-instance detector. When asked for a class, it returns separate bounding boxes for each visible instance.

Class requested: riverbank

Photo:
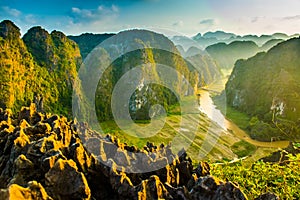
[197,75,290,163]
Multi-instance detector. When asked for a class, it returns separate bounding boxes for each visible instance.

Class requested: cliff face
[0,105,250,200]
[0,20,82,116]
[23,27,81,114]
[225,37,300,141]
[0,20,37,110]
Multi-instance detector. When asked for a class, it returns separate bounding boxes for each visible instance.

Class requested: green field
[98,94,282,164]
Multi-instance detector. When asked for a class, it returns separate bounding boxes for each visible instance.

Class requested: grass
[100,120,175,148]
[211,152,300,199]
[97,94,280,164]
[231,140,257,158]
[97,95,241,162]
[212,93,250,130]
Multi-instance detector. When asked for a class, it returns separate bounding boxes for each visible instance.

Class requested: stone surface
[45,159,91,199]
[0,106,253,199]
[255,192,280,200]
[0,181,51,200]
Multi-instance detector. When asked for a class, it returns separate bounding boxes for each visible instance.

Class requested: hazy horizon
[0,0,299,37]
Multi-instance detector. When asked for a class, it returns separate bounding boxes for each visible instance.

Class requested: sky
[0,0,299,37]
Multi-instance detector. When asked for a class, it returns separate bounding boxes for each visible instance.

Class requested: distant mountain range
[191,30,298,48]
[69,30,298,72]
[175,45,222,84]
[171,31,299,70]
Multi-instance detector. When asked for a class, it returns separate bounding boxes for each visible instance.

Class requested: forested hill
[0,20,81,116]
[74,29,201,122]
[225,37,300,141]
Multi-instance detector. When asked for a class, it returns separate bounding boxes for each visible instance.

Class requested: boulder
[190,176,247,200]
[255,192,280,200]
[0,181,52,200]
[45,159,91,199]
[135,175,172,200]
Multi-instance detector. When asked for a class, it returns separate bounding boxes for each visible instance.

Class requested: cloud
[251,16,266,23]
[111,5,119,12]
[70,5,119,24]
[199,19,216,26]
[25,14,37,24]
[282,15,300,20]
[172,20,183,27]
[1,6,21,17]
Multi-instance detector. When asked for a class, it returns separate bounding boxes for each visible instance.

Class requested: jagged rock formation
[254,192,279,200]
[0,105,249,199]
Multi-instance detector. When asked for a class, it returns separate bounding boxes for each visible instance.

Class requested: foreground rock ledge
[0,105,275,200]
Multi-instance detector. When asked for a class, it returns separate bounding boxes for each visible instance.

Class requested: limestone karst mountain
[225,37,300,141]
[0,20,81,116]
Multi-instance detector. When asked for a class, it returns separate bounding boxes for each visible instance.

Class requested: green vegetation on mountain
[68,33,115,59]
[174,45,222,85]
[23,27,81,115]
[74,30,200,122]
[0,20,35,111]
[260,39,284,52]
[0,20,55,113]
[186,54,222,86]
[202,31,236,40]
[206,41,259,69]
[225,37,300,141]
[0,20,81,116]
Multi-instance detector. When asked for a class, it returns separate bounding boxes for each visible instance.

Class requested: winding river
[197,79,290,149]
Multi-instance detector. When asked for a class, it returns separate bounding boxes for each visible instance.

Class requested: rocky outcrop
[0,20,21,39]
[0,181,51,200]
[45,159,91,199]
[255,192,280,200]
[0,105,249,199]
